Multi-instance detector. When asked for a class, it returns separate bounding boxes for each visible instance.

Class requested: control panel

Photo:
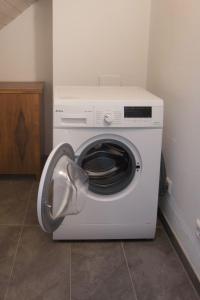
[96,111,122,126]
[54,103,163,128]
[94,105,163,127]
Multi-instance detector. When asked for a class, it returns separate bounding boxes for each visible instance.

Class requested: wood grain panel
[0,82,43,94]
[15,110,29,160]
[0,87,42,178]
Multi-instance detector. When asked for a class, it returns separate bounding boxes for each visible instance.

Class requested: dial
[104,113,113,125]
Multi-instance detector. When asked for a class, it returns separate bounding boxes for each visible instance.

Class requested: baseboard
[159,208,200,297]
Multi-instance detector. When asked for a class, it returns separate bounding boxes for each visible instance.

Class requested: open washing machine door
[37,143,88,233]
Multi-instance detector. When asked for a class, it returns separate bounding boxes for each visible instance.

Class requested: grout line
[21,224,40,227]
[3,225,24,300]
[121,242,139,300]
[0,224,40,227]
[0,224,25,227]
[161,226,200,300]
[69,243,72,300]
[22,181,35,226]
[3,181,35,300]
[65,243,68,300]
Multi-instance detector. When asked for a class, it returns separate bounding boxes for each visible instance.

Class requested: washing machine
[37,86,163,240]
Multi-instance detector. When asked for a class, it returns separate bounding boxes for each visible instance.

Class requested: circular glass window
[77,139,137,195]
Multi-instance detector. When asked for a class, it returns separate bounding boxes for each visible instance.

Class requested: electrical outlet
[166,177,173,195]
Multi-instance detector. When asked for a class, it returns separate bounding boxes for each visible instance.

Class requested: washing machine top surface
[54,85,163,106]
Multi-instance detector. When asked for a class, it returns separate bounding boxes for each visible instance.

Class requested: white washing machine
[37,86,163,240]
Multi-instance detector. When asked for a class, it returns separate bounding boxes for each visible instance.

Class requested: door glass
[78,140,137,195]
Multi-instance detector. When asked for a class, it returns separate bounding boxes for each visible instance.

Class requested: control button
[104,114,113,125]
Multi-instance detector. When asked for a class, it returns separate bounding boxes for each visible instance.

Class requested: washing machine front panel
[37,143,88,233]
[53,128,162,240]
[51,86,164,239]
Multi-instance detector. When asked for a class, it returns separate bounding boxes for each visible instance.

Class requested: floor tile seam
[3,225,24,300]
[3,181,34,300]
[69,243,72,300]
[0,224,39,227]
[161,226,199,299]
[22,224,40,227]
[121,241,139,300]
[22,181,35,226]
[0,224,23,227]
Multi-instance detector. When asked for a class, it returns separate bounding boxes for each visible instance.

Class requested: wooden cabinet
[0,82,43,178]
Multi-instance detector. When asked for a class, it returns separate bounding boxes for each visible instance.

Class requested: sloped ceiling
[0,0,37,30]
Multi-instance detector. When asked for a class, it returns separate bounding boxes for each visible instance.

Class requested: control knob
[104,114,113,125]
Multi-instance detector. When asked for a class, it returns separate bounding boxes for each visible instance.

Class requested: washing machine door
[37,143,88,233]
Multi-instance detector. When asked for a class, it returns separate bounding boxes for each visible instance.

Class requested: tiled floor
[0,177,199,300]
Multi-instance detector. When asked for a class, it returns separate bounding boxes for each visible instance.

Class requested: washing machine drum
[79,141,136,195]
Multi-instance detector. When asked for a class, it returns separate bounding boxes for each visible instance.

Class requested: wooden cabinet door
[0,93,41,175]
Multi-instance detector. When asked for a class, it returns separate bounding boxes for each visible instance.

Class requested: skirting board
[159,209,200,298]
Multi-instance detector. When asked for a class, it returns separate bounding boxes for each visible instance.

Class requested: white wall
[0,0,52,154]
[53,0,151,87]
[147,0,200,279]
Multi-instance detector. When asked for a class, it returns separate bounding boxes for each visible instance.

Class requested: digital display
[124,106,152,118]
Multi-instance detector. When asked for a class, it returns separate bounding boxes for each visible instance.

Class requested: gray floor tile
[5,227,70,300]
[156,216,163,228]
[1,178,199,300]
[0,226,21,300]
[71,242,136,300]
[124,228,198,300]
[0,179,33,225]
[24,182,39,225]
